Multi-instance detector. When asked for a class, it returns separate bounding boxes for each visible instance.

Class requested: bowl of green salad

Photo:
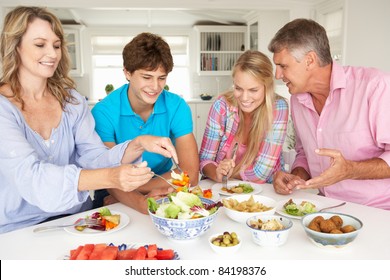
[147,192,222,240]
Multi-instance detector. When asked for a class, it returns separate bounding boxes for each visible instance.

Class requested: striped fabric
[199,95,289,183]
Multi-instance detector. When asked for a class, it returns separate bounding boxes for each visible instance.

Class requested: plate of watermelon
[63,208,129,236]
[65,243,179,260]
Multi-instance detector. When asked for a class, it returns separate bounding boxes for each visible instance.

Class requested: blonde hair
[0,6,76,110]
[224,50,277,176]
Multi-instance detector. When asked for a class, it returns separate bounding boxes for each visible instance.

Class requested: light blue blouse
[0,90,129,233]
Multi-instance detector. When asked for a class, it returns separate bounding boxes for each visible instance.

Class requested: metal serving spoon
[152,173,178,190]
[319,201,347,212]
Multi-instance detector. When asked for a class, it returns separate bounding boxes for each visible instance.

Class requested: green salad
[237,183,254,193]
[147,192,221,219]
[283,199,317,216]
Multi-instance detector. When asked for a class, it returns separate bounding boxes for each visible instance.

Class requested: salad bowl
[148,194,221,240]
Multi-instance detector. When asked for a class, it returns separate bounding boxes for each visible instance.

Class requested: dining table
[1,179,390,260]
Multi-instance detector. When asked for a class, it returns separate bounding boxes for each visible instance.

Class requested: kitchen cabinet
[194,26,247,76]
[187,100,213,149]
[248,20,259,50]
[246,12,260,51]
[63,25,84,77]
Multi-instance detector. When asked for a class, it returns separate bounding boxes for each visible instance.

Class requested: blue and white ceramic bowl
[148,197,219,240]
[301,212,363,249]
[246,215,293,247]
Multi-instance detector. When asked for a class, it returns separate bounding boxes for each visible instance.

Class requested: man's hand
[297,148,352,189]
[273,170,306,194]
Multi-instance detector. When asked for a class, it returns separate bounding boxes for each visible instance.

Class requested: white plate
[211,180,263,196]
[195,186,221,202]
[64,210,129,236]
[276,198,324,220]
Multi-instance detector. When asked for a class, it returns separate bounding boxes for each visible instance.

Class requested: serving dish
[246,215,293,247]
[301,212,363,249]
[276,198,325,219]
[63,210,129,236]
[208,232,241,254]
[148,196,220,240]
[212,180,263,196]
[222,194,276,223]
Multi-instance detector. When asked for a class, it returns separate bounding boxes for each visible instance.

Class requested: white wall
[258,10,290,58]
[343,0,390,71]
[1,1,389,100]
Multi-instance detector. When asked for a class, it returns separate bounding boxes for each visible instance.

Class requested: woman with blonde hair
[199,50,288,183]
[0,6,178,233]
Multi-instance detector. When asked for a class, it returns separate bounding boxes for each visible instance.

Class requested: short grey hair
[268,18,332,66]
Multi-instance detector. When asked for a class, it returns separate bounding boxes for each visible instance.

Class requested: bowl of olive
[208,231,241,254]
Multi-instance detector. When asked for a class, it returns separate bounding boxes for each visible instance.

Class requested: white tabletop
[1,180,390,260]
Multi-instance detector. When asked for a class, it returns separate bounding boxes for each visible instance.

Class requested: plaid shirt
[199,95,288,183]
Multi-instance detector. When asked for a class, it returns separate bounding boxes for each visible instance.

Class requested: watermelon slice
[117,249,137,260]
[100,245,118,260]
[133,246,147,260]
[156,249,175,260]
[76,244,95,260]
[89,243,107,260]
[70,245,83,260]
[147,244,158,258]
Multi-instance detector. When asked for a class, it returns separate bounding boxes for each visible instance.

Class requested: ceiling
[49,8,252,27]
[2,0,327,27]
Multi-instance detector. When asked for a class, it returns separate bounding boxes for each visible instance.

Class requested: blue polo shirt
[91,84,193,174]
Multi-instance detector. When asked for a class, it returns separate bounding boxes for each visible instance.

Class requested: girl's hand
[215,159,236,182]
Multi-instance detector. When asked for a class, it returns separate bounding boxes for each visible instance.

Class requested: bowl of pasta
[222,194,276,223]
[246,215,293,247]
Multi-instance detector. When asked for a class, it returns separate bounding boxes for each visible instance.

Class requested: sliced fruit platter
[67,243,178,260]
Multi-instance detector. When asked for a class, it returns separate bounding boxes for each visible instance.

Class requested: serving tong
[171,158,184,174]
[222,142,239,190]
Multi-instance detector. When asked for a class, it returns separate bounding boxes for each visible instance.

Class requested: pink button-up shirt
[291,62,390,210]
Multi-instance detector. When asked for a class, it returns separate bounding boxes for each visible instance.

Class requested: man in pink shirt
[269,18,390,210]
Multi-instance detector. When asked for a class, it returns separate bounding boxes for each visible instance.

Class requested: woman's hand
[122,136,179,164]
[108,161,153,192]
[215,159,236,182]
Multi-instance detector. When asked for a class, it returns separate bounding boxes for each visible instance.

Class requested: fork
[152,173,178,190]
[221,174,228,190]
[33,218,102,233]
[224,142,239,190]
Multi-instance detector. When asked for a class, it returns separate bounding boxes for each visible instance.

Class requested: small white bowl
[208,232,242,254]
[246,215,293,247]
[223,194,276,223]
[301,212,363,249]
